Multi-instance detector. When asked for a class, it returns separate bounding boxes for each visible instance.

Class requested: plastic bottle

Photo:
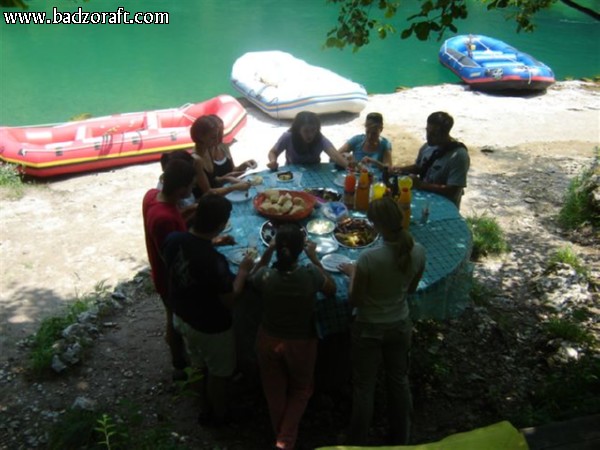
[343,169,356,209]
[381,166,390,186]
[390,174,399,200]
[398,176,413,231]
[371,182,387,201]
[355,169,371,211]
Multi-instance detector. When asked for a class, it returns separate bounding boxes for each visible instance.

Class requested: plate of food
[333,217,379,248]
[260,221,308,246]
[253,189,316,221]
[306,218,335,235]
[225,189,252,202]
[321,254,352,272]
[312,236,339,255]
[304,187,342,203]
[276,171,294,182]
[227,247,260,265]
[245,174,264,186]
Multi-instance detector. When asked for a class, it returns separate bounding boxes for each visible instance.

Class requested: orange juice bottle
[355,169,371,211]
[343,169,356,209]
[398,176,412,230]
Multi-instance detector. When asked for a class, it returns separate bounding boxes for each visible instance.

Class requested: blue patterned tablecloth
[225,164,473,338]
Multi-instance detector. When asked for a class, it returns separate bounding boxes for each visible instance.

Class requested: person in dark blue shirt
[163,194,255,425]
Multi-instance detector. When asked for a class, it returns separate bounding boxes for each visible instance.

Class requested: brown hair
[367,196,414,270]
[190,115,219,150]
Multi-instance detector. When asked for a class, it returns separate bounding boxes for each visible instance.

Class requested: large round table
[223,163,473,340]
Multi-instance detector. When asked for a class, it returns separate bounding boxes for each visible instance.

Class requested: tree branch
[560,0,600,21]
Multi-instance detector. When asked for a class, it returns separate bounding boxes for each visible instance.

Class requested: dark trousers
[347,320,413,445]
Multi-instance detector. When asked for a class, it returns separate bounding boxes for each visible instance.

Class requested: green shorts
[173,315,236,377]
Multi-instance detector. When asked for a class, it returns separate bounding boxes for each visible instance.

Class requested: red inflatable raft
[0,95,247,177]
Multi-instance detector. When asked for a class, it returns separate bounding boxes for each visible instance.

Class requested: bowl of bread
[253,189,316,222]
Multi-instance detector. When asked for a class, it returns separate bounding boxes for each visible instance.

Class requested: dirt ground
[0,81,598,448]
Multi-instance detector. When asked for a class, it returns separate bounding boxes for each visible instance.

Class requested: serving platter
[321,253,352,272]
[304,187,342,203]
[312,236,339,255]
[226,247,260,265]
[306,218,335,235]
[244,174,264,186]
[253,189,316,221]
[333,217,379,248]
[225,189,252,202]
[275,171,294,182]
[260,221,308,246]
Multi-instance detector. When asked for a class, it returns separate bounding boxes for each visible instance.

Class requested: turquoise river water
[1,0,598,125]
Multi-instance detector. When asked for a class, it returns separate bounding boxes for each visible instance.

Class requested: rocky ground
[1,141,598,450]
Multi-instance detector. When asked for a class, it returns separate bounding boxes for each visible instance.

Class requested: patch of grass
[571,307,594,323]
[28,282,111,377]
[543,318,595,346]
[558,156,600,229]
[0,163,25,198]
[47,409,101,450]
[466,213,508,260]
[174,366,204,399]
[138,273,157,297]
[548,246,589,277]
[529,353,600,423]
[29,299,90,376]
[47,404,186,450]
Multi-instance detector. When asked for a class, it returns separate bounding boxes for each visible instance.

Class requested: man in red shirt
[142,159,196,376]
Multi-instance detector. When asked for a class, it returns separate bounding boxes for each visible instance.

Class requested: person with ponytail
[338,196,426,445]
[250,224,336,450]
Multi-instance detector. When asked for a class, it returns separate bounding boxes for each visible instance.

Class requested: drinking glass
[246,234,259,259]
[293,172,304,190]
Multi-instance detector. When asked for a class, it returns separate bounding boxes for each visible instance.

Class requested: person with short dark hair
[163,194,255,425]
[339,196,426,446]
[394,111,470,208]
[250,224,336,450]
[338,112,392,170]
[266,111,348,171]
[157,150,197,221]
[142,159,196,377]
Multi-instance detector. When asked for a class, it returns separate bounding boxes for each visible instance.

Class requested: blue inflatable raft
[439,35,555,92]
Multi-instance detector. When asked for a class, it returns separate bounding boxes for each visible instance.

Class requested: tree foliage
[325,0,600,51]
